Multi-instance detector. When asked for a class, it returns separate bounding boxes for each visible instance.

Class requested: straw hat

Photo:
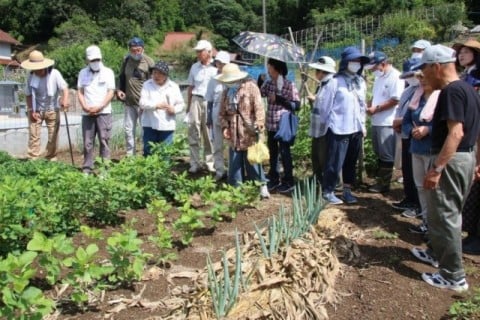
[452,39,480,53]
[215,63,248,83]
[20,50,54,70]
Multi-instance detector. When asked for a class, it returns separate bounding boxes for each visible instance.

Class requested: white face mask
[405,77,419,87]
[347,62,361,74]
[411,52,422,60]
[373,70,384,78]
[89,61,101,71]
[225,82,240,89]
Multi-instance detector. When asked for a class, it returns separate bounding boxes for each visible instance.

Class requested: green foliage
[449,288,480,319]
[292,103,313,178]
[147,199,177,265]
[106,225,151,285]
[0,251,55,320]
[174,201,205,246]
[62,243,113,308]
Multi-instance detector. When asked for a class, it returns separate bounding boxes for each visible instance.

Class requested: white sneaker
[260,185,270,199]
[206,162,216,173]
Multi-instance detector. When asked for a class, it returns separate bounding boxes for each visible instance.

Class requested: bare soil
[51,150,480,320]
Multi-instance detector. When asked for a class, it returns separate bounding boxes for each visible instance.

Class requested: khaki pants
[188,96,213,169]
[27,110,60,160]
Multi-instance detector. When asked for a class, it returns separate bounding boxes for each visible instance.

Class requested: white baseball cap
[215,51,230,64]
[411,39,431,50]
[86,45,102,61]
[193,40,213,51]
[413,44,456,70]
[308,56,336,74]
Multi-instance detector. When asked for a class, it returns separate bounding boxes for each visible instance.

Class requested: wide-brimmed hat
[193,40,213,51]
[341,47,369,64]
[399,57,422,79]
[150,60,169,76]
[309,56,337,74]
[20,50,54,70]
[215,63,248,83]
[452,39,480,54]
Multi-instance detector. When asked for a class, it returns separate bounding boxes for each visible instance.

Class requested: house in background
[0,29,20,71]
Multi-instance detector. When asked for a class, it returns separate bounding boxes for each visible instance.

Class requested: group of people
[21,37,184,172]
[308,39,480,292]
[20,36,480,291]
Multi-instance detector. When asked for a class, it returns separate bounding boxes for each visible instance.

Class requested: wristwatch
[433,163,444,173]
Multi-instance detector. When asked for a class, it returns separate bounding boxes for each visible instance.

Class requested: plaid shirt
[260,78,300,131]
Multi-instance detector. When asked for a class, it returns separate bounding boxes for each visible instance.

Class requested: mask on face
[347,62,362,74]
[130,53,143,61]
[225,82,240,89]
[405,77,419,87]
[373,70,384,78]
[89,61,101,72]
[411,52,422,60]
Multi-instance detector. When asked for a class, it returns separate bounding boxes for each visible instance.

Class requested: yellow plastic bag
[247,141,270,165]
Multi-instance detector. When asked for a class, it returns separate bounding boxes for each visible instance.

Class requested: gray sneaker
[402,208,422,218]
[411,247,439,268]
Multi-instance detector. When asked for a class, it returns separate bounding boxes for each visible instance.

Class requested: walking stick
[63,108,75,166]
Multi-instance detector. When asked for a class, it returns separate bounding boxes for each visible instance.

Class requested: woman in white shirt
[139,61,185,156]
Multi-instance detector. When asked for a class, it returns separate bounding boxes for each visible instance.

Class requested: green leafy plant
[207,230,243,319]
[62,244,113,309]
[26,232,74,285]
[371,229,399,240]
[0,251,55,320]
[147,199,177,265]
[449,288,480,319]
[106,225,151,285]
[173,201,205,246]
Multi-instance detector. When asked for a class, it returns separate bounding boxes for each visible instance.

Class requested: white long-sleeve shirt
[139,78,185,131]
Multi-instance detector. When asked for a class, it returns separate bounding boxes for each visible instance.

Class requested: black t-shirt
[431,80,480,151]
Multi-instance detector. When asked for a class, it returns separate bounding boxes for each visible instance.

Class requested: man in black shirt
[410,44,480,292]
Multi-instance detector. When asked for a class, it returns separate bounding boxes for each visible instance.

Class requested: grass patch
[371,228,399,240]
[449,288,480,319]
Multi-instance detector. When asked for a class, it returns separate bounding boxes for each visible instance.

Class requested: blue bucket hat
[339,46,369,73]
[128,37,145,47]
[399,57,421,79]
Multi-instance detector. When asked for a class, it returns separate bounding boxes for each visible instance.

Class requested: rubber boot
[368,167,393,193]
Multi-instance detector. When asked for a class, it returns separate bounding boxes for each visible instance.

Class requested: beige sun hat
[309,56,337,74]
[215,63,248,83]
[20,50,54,70]
[452,39,480,54]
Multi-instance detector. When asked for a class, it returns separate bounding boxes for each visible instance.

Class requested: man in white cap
[205,51,231,180]
[77,45,116,174]
[21,50,69,160]
[307,56,336,185]
[186,39,217,173]
[410,44,480,292]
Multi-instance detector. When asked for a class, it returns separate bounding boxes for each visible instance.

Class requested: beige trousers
[188,96,213,169]
[27,110,60,160]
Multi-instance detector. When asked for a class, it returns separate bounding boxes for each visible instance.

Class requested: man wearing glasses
[410,44,480,291]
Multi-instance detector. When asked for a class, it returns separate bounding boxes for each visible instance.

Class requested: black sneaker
[392,199,417,211]
[277,183,294,194]
[409,222,428,234]
[267,180,281,192]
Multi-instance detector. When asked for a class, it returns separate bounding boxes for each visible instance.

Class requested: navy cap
[128,37,144,47]
[150,61,169,76]
[399,57,422,79]
[341,46,369,64]
[365,51,387,69]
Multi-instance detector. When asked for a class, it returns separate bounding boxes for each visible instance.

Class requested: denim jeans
[143,127,173,156]
[228,147,266,187]
[267,130,293,185]
[322,129,362,194]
